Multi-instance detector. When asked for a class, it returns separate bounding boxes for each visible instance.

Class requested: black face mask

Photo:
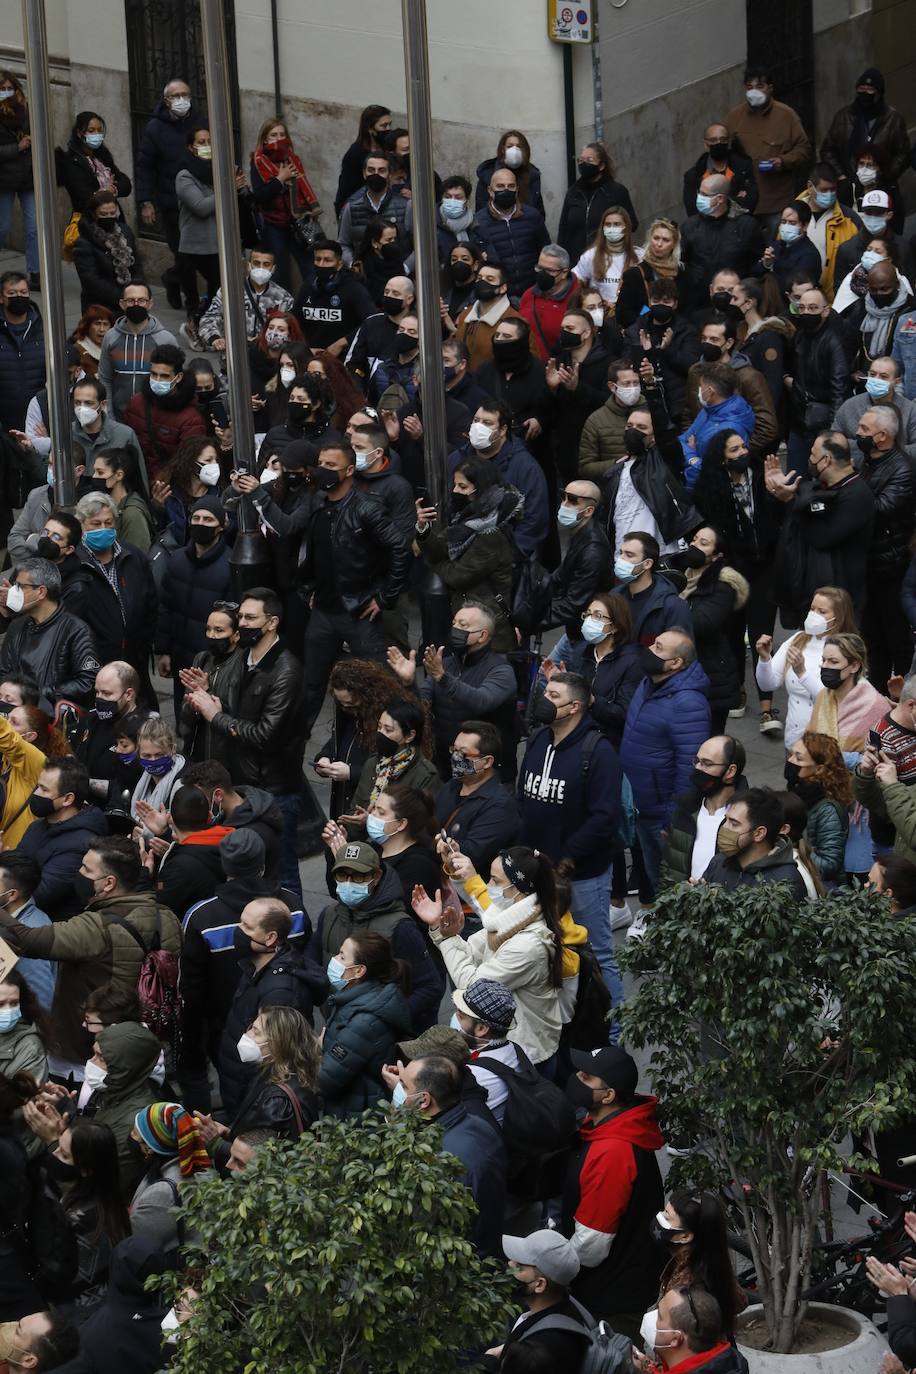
[395,330,417,354]
[558,327,582,350]
[449,627,472,652]
[473,280,499,303]
[795,312,823,334]
[314,265,337,287]
[287,402,308,428]
[375,731,401,758]
[89,477,110,493]
[684,545,708,569]
[126,1134,147,1161]
[124,304,149,325]
[449,260,474,284]
[623,427,646,457]
[820,665,845,690]
[699,342,723,361]
[196,389,214,405]
[535,268,557,292]
[190,523,219,546]
[491,336,528,369]
[578,161,601,181]
[283,470,306,487]
[783,760,803,788]
[380,242,402,263]
[36,536,62,562]
[93,695,120,722]
[794,777,825,805]
[641,647,669,677]
[492,189,517,211]
[726,454,751,474]
[854,90,880,112]
[4,297,28,318]
[565,1073,603,1110]
[710,290,733,312]
[317,465,342,491]
[44,1153,80,1183]
[238,625,264,649]
[207,635,235,659]
[870,290,897,309]
[857,433,876,456]
[531,695,559,726]
[29,793,57,819]
[691,766,727,794]
[707,142,730,161]
[380,294,403,316]
[451,490,471,511]
[0,700,11,717]
[650,304,675,324]
[365,173,387,194]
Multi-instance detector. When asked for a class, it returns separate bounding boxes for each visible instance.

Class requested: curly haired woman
[784,730,852,885]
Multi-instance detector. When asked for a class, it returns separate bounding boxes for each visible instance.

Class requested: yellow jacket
[795,189,861,301]
[559,911,587,978]
[0,713,47,847]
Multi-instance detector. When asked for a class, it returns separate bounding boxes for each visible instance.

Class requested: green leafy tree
[621,880,916,1353]
[158,1108,516,1374]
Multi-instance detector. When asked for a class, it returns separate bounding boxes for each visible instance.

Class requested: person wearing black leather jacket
[787,287,851,476]
[544,482,612,633]
[0,556,99,708]
[597,375,700,557]
[855,405,916,687]
[300,441,412,731]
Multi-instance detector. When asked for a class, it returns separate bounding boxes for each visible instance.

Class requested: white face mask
[616,383,641,407]
[857,165,878,186]
[468,421,495,451]
[486,881,512,909]
[745,87,767,108]
[640,1308,659,1353]
[259,466,280,485]
[803,610,829,637]
[603,225,625,244]
[279,365,296,387]
[249,266,273,286]
[170,96,191,117]
[237,1032,263,1064]
[160,1308,180,1342]
[198,462,221,487]
[588,307,604,328]
[84,1059,107,1090]
[503,145,523,169]
[5,583,25,614]
[75,404,99,427]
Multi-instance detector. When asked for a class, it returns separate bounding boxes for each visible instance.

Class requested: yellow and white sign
[548,0,593,44]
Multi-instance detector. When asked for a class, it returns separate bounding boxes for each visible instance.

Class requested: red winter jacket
[518,275,581,361]
[124,373,206,482]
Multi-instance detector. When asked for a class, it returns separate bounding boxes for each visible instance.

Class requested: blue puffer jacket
[471,205,550,300]
[318,977,412,1118]
[0,303,46,431]
[681,393,755,490]
[134,100,207,211]
[619,660,712,825]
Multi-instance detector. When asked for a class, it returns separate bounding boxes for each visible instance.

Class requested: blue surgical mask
[46,466,55,488]
[336,880,371,907]
[441,197,466,220]
[865,376,891,399]
[149,378,173,397]
[778,223,800,243]
[814,190,836,210]
[449,1012,463,1031]
[614,556,641,583]
[327,955,349,989]
[84,132,104,149]
[860,250,883,272]
[84,528,117,553]
[695,193,714,216]
[365,814,388,844]
[861,214,887,236]
[581,615,608,644]
[0,1007,22,1033]
[557,504,580,528]
[391,1081,408,1109]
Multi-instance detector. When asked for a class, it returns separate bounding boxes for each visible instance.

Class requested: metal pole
[270,0,282,119]
[591,7,603,142]
[562,44,576,188]
[198,0,268,587]
[400,0,447,507]
[21,0,73,506]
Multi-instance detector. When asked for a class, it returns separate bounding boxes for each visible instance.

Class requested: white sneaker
[609,898,631,931]
[626,908,652,941]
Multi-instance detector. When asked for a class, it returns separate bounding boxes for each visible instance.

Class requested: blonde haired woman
[616,218,683,328]
[755,586,857,746]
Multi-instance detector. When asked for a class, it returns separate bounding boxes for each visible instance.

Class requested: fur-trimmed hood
[718,562,750,611]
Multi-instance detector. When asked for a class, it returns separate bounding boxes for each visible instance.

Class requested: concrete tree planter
[737,1303,888,1374]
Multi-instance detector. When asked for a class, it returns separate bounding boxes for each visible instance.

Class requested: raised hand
[411,884,443,928]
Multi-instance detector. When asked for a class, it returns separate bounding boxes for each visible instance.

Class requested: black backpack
[475,1044,577,1200]
[516,1298,634,1374]
[563,944,613,1050]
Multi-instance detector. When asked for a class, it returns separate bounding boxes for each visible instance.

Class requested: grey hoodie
[97,313,178,419]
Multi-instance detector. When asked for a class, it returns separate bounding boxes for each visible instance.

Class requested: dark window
[745,0,815,145]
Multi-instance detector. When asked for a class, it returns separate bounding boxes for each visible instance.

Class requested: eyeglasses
[581,610,614,626]
[561,491,595,507]
[692,754,725,770]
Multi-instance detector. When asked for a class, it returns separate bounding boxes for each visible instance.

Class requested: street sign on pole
[547,0,593,44]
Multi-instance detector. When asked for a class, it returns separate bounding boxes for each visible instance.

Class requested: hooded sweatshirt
[97,313,178,419]
[90,1022,162,1197]
[518,716,623,878]
[66,1233,170,1373]
[563,1095,665,1318]
[226,785,284,875]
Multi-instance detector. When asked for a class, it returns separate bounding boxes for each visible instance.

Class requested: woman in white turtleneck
[755,585,857,746]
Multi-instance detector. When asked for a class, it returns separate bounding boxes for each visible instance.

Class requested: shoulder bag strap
[107,914,149,957]
[278,1082,306,1135]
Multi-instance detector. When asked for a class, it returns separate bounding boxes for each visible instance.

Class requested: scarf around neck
[862,279,909,355]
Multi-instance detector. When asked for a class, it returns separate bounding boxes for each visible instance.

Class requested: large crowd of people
[0,54,914,1373]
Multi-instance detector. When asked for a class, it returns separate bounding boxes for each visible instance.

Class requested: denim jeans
[570,865,623,1035]
[272,791,303,902]
[0,190,38,272]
